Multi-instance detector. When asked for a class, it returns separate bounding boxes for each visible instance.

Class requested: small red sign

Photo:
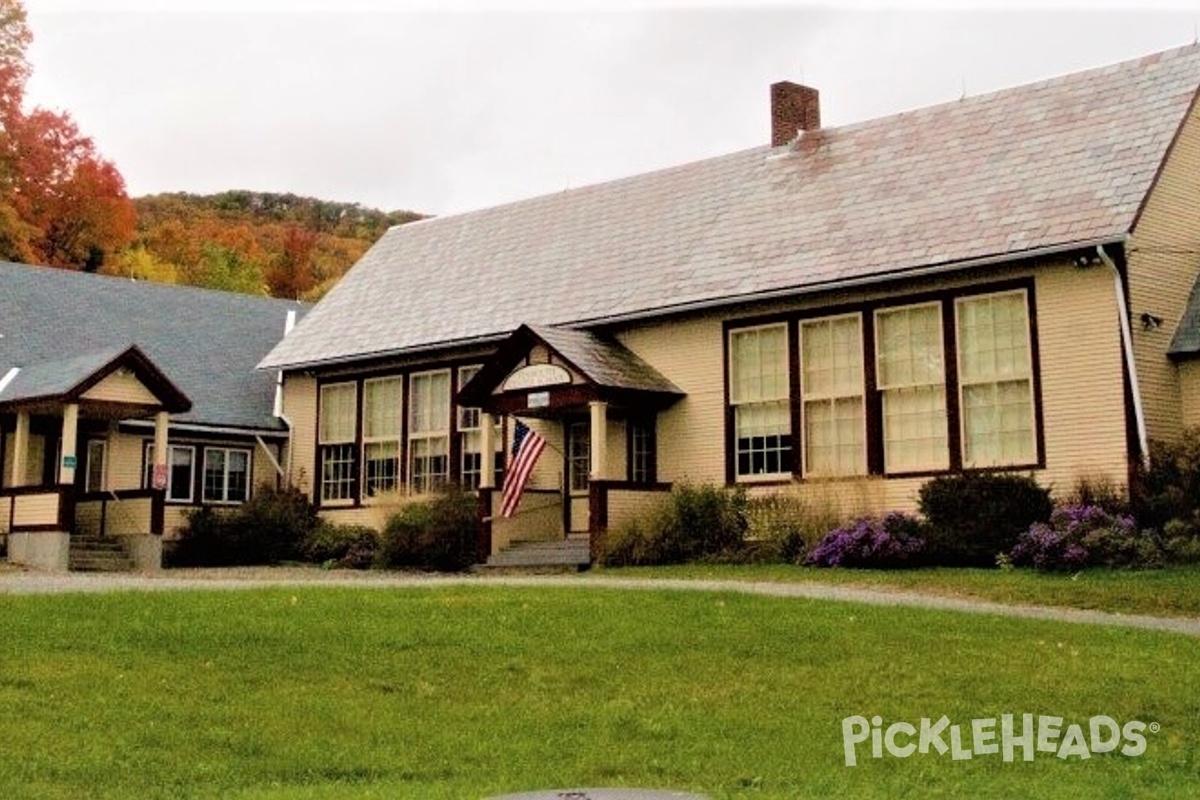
[152,463,168,490]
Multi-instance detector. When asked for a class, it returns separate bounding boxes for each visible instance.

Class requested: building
[0,263,304,570]
[261,44,1200,565]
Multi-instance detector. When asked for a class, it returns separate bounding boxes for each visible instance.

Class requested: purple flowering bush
[1010,504,1157,571]
[807,513,926,569]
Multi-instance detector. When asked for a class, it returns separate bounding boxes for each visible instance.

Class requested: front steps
[483,535,591,570]
[69,535,136,572]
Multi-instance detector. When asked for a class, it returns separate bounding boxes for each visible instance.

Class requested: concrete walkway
[1,566,1198,638]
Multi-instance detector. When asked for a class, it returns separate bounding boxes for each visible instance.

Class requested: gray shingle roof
[526,325,681,395]
[1169,273,1200,358]
[0,348,128,402]
[0,263,305,430]
[262,44,1200,372]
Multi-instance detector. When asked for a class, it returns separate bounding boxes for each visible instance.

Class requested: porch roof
[458,324,682,416]
[0,345,191,414]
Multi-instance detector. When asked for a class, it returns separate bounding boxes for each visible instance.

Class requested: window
[203,447,250,504]
[800,314,865,476]
[956,291,1036,467]
[457,366,502,491]
[730,324,792,478]
[876,303,948,473]
[568,420,590,492]
[319,382,357,502]
[629,416,656,484]
[85,440,106,493]
[409,370,450,494]
[143,443,196,503]
[362,377,401,496]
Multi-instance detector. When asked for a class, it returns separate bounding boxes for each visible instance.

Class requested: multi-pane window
[203,447,250,504]
[568,421,591,492]
[319,382,357,502]
[629,416,655,484]
[143,443,196,503]
[876,303,948,473]
[362,377,401,496]
[957,291,1036,467]
[457,366,502,491]
[801,314,865,476]
[730,324,791,478]
[409,370,450,495]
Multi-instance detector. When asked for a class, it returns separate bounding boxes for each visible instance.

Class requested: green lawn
[0,586,1197,799]
[591,563,1200,617]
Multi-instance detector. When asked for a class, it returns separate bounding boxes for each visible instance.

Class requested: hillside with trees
[0,0,423,300]
[108,192,423,300]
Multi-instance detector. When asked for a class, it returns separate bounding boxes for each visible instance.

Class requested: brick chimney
[771,81,820,147]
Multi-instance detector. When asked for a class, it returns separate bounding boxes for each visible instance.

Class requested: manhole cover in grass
[488,790,709,800]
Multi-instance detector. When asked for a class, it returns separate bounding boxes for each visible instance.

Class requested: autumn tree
[0,0,135,269]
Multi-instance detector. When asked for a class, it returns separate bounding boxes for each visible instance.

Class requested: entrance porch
[458,324,682,566]
[0,346,190,570]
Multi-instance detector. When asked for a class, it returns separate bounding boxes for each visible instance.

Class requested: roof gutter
[1096,244,1150,468]
[119,419,291,438]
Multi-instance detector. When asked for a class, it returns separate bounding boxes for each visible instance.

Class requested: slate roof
[261,44,1200,372]
[0,263,305,430]
[1169,273,1200,358]
[526,325,682,395]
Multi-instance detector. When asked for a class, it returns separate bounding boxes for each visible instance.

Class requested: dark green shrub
[301,522,379,570]
[1162,519,1200,564]
[1063,475,1129,516]
[171,484,317,567]
[377,486,478,572]
[1132,429,1200,537]
[919,472,1052,567]
[599,483,749,567]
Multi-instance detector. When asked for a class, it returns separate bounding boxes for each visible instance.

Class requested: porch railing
[0,485,74,534]
[75,489,165,537]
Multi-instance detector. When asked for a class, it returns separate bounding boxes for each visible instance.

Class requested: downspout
[274,310,298,484]
[1097,245,1150,467]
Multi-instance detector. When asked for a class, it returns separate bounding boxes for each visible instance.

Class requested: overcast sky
[17,1,1200,217]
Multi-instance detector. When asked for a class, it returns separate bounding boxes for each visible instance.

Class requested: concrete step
[484,537,591,569]
[70,537,135,572]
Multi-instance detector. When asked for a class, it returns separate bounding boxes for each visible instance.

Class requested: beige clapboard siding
[605,417,627,481]
[105,431,145,491]
[81,370,159,405]
[282,373,318,496]
[1033,262,1128,490]
[617,314,727,484]
[12,492,58,526]
[1128,99,1200,444]
[1181,361,1200,428]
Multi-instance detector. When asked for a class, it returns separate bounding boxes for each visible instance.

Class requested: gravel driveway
[2,565,1198,638]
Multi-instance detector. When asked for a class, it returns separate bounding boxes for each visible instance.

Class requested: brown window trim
[625,412,658,485]
[723,277,1045,485]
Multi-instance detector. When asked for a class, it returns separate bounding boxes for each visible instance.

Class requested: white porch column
[10,410,29,487]
[479,413,498,490]
[152,411,170,488]
[58,403,79,484]
[588,401,608,481]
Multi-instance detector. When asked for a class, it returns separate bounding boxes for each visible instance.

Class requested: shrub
[599,483,748,567]
[1063,475,1129,516]
[377,486,478,572]
[745,493,840,564]
[301,522,379,570]
[171,484,318,567]
[806,513,925,569]
[919,472,1052,567]
[1132,429,1200,537]
[1010,504,1157,571]
[1161,519,1200,565]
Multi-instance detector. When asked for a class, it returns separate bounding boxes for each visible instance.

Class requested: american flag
[500,419,547,518]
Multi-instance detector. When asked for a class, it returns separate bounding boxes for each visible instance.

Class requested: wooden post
[59,403,79,485]
[10,411,29,487]
[588,401,607,481]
